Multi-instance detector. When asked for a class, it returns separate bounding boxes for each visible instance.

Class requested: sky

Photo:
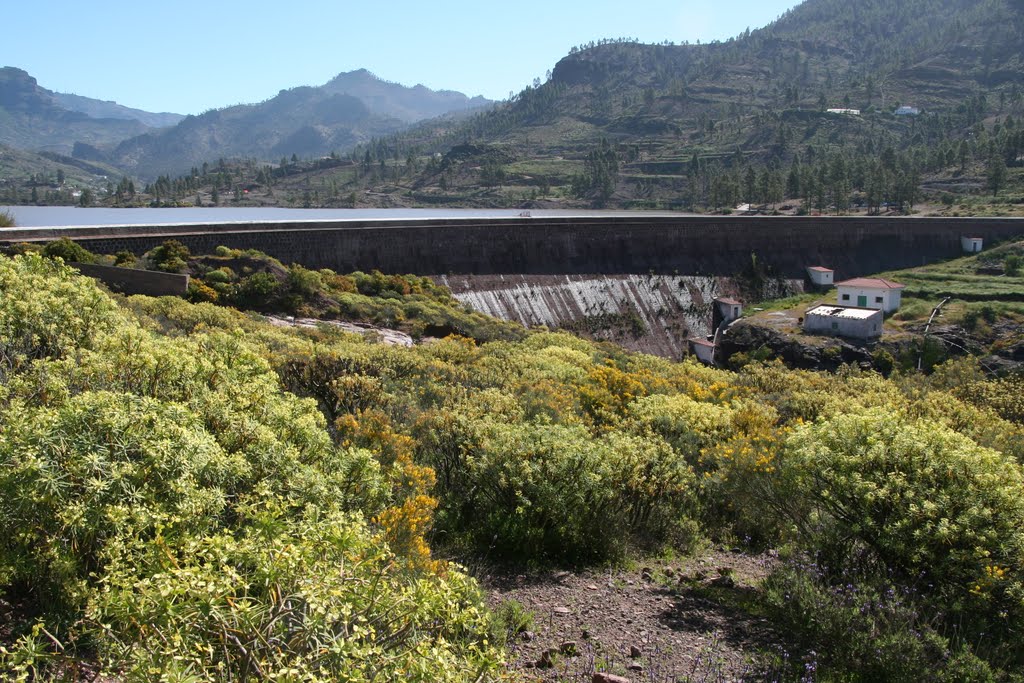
[4,0,800,116]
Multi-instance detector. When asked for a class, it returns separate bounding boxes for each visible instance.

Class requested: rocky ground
[483,550,790,683]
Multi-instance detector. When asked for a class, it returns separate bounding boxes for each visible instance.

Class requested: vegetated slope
[107,70,493,180]
[333,0,1024,209]
[0,67,155,154]
[3,245,1024,679]
[52,91,184,128]
[0,143,123,204]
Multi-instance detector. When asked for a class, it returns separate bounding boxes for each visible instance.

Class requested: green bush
[202,266,236,284]
[490,599,535,644]
[1005,254,1021,276]
[764,561,996,682]
[418,412,696,563]
[148,239,191,273]
[780,409,1024,657]
[0,254,504,680]
[42,238,95,264]
[0,209,14,227]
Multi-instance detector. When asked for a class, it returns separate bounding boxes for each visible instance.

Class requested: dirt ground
[483,550,790,682]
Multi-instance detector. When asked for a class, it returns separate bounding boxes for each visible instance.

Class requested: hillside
[0,143,124,204]
[308,0,1024,211]
[0,67,161,154]
[105,70,493,180]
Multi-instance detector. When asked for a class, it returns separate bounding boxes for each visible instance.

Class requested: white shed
[713,297,742,321]
[961,236,983,254]
[688,338,716,365]
[835,278,905,314]
[807,266,834,287]
[804,305,883,339]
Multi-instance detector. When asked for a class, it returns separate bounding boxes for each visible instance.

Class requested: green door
[857,295,868,307]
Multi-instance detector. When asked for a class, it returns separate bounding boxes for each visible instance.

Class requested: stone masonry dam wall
[3,215,1023,279]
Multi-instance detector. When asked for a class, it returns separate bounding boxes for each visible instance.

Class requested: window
[875,296,883,303]
[831,322,838,330]
[841,294,850,301]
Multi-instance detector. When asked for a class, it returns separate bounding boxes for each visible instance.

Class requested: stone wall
[3,215,1022,279]
[71,262,189,297]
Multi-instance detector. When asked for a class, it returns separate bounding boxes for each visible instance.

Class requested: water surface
[1,206,685,228]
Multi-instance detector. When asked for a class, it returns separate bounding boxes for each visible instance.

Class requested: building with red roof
[835,277,905,313]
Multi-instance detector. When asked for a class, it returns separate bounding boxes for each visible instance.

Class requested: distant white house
[961,236,984,254]
[687,338,716,365]
[807,266,834,287]
[895,106,921,116]
[827,108,861,116]
[804,305,883,339]
[712,296,743,331]
[836,277,905,313]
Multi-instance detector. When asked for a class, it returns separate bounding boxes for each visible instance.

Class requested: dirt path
[484,550,788,682]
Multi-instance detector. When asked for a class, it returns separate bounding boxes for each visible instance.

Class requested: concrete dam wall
[4,215,1021,358]
[3,215,1022,279]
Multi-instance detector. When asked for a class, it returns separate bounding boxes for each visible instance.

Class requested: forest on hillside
[1,250,1023,680]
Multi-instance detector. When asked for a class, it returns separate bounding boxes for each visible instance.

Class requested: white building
[711,296,743,332]
[807,266,834,287]
[895,106,920,116]
[835,278,905,313]
[688,338,716,365]
[804,305,883,339]
[961,236,984,254]
[826,108,861,116]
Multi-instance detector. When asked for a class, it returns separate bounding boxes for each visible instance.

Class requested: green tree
[987,153,1008,197]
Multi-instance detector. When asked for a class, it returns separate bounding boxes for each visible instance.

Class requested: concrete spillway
[439,273,803,357]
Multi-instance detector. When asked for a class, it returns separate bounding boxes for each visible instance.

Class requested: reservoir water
[0,206,685,228]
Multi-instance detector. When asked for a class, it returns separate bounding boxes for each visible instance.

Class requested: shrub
[148,239,191,273]
[871,348,895,375]
[0,257,504,679]
[780,409,1024,656]
[42,238,95,264]
[418,413,696,563]
[0,252,118,365]
[202,266,236,284]
[1005,254,1021,276]
[0,209,16,227]
[186,279,219,303]
[764,560,996,682]
[490,599,535,644]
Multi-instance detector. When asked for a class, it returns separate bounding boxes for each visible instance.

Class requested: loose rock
[593,674,632,683]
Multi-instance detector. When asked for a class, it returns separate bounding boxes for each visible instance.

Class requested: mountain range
[322,0,1024,209]
[3,0,1024,203]
[0,66,492,181]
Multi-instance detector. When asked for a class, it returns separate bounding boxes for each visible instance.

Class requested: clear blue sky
[4,0,800,115]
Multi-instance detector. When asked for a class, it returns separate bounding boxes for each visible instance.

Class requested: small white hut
[807,266,834,287]
[961,236,983,254]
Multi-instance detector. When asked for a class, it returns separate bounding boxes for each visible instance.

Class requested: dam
[2,214,1022,277]
[3,214,1022,357]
